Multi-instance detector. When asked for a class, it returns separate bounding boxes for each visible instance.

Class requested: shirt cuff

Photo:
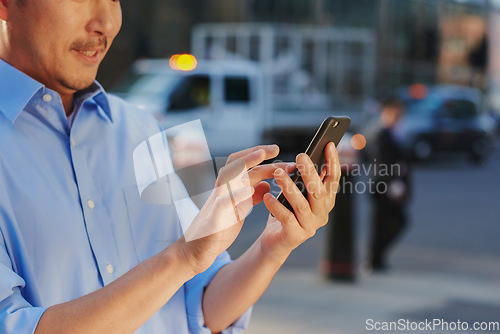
[0,292,47,334]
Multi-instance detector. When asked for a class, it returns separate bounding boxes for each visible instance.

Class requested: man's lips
[73,48,105,63]
[78,50,98,57]
[71,36,108,63]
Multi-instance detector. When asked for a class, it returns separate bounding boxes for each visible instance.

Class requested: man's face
[1,0,122,94]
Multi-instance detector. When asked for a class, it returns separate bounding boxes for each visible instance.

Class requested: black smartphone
[277,116,350,213]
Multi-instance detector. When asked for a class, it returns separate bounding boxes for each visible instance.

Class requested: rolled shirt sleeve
[0,233,47,334]
[185,251,252,334]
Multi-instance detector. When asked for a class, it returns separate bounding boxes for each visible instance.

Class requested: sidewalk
[246,247,500,334]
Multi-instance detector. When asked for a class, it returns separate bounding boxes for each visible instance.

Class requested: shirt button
[87,199,95,209]
[106,264,114,274]
[71,139,75,147]
[42,94,52,102]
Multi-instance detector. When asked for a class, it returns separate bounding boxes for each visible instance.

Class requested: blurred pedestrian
[368,98,412,271]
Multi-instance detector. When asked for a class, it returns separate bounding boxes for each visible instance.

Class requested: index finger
[226,144,279,164]
[248,162,296,186]
[217,148,267,186]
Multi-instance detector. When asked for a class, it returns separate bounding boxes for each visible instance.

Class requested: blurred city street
[228,141,500,333]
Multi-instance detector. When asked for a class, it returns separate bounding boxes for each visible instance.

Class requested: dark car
[396,85,496,163]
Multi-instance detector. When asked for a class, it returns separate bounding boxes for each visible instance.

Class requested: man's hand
[259,142,341,263]
[201,142,341,332]
[173,145,295,276]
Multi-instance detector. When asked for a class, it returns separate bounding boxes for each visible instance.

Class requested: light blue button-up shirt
[0,59,250,333]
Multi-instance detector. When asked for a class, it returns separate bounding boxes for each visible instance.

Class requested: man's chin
[58,76,96,92]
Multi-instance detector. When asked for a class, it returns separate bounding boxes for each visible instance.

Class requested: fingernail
[268,144,278,151]
[267,192,276,200]
[275,168,284,176]
[297,153,308,163]
[254,149,265,157]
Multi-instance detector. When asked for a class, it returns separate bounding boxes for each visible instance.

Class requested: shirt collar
[0,59,44,123]
[74,81,113,123]
[0,58,113,124]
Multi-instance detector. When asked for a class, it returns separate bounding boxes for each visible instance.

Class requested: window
[168,75,210,111]
[442,99,477,118]
[224,77,250,103]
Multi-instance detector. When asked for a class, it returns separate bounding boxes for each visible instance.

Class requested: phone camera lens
[332,121,339,128]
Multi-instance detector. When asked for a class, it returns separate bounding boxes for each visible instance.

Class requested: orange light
[409,83,428,99]
[169,54,197,71]
[169,54,180,70]
[351,134,366,150]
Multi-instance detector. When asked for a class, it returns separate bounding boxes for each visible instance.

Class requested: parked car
[395,85,496,163]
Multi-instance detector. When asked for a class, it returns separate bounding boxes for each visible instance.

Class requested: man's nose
[86,0,121,37]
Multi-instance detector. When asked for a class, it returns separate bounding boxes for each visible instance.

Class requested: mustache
[70,36,108,51]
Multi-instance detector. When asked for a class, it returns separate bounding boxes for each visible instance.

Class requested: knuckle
[296,200,310,214]
[284,212,296,225]
[313,188,327,200]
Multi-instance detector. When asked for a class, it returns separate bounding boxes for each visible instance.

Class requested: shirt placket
[68,102,121,286]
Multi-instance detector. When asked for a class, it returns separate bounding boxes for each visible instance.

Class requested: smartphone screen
[277,116,350,213]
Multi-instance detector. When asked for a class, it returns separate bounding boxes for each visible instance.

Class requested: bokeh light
[169,54,197,71]
[351,134,366,150]
[409,83,428,99]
